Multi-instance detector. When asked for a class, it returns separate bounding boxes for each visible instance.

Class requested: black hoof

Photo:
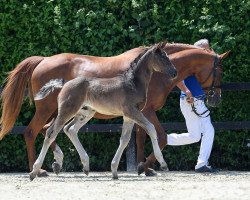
[29,172,36,181]
[145,168,157,176]
[112,176,118,180]
[160,165,169,171]
[83,169,89,176]
[137,162,145,175]
[52,162,61,175]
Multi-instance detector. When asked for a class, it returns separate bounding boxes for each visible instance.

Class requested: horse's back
[31,48,145,93]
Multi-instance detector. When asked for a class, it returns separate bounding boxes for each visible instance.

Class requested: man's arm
[177,81,194,104]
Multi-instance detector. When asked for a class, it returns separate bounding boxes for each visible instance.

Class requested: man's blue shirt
[180,76,205,99]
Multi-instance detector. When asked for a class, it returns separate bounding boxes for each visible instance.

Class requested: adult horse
[29,43,175,180]
[0,42,230,176]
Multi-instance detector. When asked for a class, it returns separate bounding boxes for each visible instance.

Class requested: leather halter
[190,55,222,118]
[201,55,222,98]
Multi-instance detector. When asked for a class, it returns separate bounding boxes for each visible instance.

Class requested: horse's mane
[164,42,215,54]
[122,47,149,77]
[136,41,215,57]
[125,42,167,77]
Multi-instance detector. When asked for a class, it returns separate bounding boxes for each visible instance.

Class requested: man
[167,39,217,172]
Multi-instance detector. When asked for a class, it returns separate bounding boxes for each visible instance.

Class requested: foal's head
[146,43,177,78]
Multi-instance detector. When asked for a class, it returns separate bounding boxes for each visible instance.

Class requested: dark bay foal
[30,43,177,180]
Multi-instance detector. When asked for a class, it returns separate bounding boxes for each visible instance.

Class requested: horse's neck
[130,57,152,92]
[171,49,214,84]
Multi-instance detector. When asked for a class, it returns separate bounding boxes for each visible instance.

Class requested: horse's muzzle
[206,94,222,107]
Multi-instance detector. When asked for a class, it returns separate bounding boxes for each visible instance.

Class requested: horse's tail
[34,79,65,101]
[0,56,44,140]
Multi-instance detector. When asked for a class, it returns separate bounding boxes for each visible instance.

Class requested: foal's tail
[0,56,44,140]
[34,79,65,101]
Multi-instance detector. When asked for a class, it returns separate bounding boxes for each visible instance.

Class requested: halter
[201,55,222,98]
[191,55,222,118]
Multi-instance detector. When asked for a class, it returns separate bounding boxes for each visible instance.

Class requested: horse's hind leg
[24,108,57,176]
[124,108,168,171]
[63,107,96,175]
[111,117,134,179]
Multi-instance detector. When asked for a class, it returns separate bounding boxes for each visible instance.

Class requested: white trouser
[167,98,215,169]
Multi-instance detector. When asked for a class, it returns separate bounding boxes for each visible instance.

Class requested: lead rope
[191,103,210,118]
[190,95,210,118]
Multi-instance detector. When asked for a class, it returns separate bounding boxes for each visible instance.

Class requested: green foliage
[0,0,249,171]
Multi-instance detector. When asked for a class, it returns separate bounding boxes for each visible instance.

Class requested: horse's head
[149,42,177,79]
[197,50,230,107]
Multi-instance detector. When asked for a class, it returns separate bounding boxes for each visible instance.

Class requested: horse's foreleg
[63,108,96,176]
[111,118,134,179]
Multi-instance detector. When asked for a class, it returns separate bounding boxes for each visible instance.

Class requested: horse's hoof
[145,168,157,176]
[83,169,89,176]
[137,162,145,175]
[112,175,118,180]
[52,162,61,175]
[160,165,169,171]
[37,169,49,177]
[29,172,37,181]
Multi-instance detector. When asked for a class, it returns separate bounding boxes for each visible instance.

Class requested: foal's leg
[63,108,96,175]
[41,116,64,174]
[30,103,81,180]
[124,108,168,170]
[29,119,64,181]
[138,108,168,175]
[111,117,134,179]
[24,93,62,177]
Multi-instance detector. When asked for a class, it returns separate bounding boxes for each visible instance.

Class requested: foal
[30,43,176,180]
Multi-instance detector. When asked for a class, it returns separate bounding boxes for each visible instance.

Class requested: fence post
[126,130,137,171]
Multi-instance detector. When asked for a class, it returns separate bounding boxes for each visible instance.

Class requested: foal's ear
[220,50,231,60]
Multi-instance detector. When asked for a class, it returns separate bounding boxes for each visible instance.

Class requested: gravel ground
[0,171,249,200]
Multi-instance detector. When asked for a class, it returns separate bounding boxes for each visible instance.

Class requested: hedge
[0,0,249,172]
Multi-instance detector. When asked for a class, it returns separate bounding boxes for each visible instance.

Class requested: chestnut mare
[29,43,174,180]
[0,42,229,176]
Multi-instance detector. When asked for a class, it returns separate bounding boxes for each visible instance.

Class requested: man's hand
[185,90,194,104]
[177,82,194,104]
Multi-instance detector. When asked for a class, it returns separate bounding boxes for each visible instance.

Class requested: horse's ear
[158,41,167,49]
[220,50,231,59]
[153,43,161,52]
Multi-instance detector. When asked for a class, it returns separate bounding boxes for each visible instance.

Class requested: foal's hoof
[83,169,89,176]
[145,168,157,176]
[52,162,61,175]
[37,169,49,177]
[160,165,169,171]
[29,172,37,181]
[112,175,118,180]
[137,162,145,175]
